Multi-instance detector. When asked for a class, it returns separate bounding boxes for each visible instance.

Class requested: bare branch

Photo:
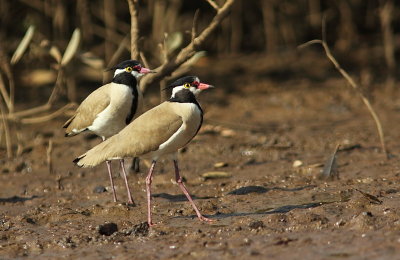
[299,28,387,157]
[0,92,12,158]
[8,104,51,119]
[0,73,11,112]
[104,0,116,62]
[192,9,200,42]
[107,35,130,68]
[205,0,219,10]
[140,0,235,91]
[379,0,396,75]
[139,51,150,68]
[47,139,53,174]
[158,41,168,64]
[127,0,139,60]
[0,48,15,113]
[297,39,323,49]
[46,69,65,106]
[21,103,76,124]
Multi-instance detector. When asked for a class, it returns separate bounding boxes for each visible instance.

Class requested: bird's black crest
[106,60,141,71]
[165,76,198,90]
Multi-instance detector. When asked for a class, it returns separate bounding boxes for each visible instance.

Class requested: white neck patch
[171,86,185,98]
[171,86,201,98]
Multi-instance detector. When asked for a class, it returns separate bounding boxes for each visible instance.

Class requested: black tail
[73,155,85,166]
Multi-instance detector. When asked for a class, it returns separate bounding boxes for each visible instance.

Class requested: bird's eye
[183,83,191,88]
[125,67,133,72]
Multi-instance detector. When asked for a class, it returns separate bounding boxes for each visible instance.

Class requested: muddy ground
[1,51,400,259]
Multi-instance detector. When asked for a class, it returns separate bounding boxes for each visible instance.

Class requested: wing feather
[64,84,111,136]
[75,102,183,167]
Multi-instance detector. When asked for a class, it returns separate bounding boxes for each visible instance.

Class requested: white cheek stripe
[114,69,143,78]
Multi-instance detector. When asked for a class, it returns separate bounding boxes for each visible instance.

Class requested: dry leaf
[214,162,228,168]
[61,28,81,67]
[321,144,340,179]
[166,32,183,54]
[79,52,104,69]
[49,46,62,64]
[11,25,35,65]
[201,171,231,180]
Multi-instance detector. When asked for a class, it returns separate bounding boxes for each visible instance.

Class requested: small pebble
[221,129,235,137]
[98,223,118,236]
[93,186,107,193]
[292,160,303,168]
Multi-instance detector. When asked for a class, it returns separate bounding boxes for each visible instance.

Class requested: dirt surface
[2,52,400,259]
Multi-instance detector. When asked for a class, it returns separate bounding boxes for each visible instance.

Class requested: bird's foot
[198,215,214,222]
[127,200,136,206]
[147,221,157,227]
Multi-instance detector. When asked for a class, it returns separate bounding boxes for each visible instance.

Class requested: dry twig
[205,0,219,10]
[0,93,12,158]
[21,103,76,124]
[127,0,139,60]
[299,20,387,158]
[47,139,53,174]
[379,0,396,77]
[139,52,150,69]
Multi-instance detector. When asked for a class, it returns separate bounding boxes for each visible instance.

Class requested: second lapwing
[63,60,154,204]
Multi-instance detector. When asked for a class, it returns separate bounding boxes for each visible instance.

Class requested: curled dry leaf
[61,28,81,67]
[11,25,35,65]
[214,162,228,168]
[21,70,57,87]
[79,52,104,69]
[49,46,62,64]
[165,32,183,54]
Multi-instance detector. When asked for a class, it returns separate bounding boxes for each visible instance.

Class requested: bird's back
[75,102,184,167]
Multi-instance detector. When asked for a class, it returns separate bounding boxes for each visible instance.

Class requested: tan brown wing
[75,102,183,167]
[64,84,111,135]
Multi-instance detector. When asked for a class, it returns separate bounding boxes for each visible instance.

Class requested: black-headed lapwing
[73,76,214,226]
[64,60,153,205]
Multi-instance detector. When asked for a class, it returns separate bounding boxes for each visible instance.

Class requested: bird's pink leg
[145,161,157,226]
[120,159,135,205]
[106,160,117,202]
[173,160,213,222]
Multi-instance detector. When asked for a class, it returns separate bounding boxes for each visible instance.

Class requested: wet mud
[2,54,400,259]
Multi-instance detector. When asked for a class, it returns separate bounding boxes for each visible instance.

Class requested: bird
[63,60,154,205]
[73,75,214,226]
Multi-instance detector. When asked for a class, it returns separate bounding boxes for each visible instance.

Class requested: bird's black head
[108,60,153,79]
[166,76,214,103]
